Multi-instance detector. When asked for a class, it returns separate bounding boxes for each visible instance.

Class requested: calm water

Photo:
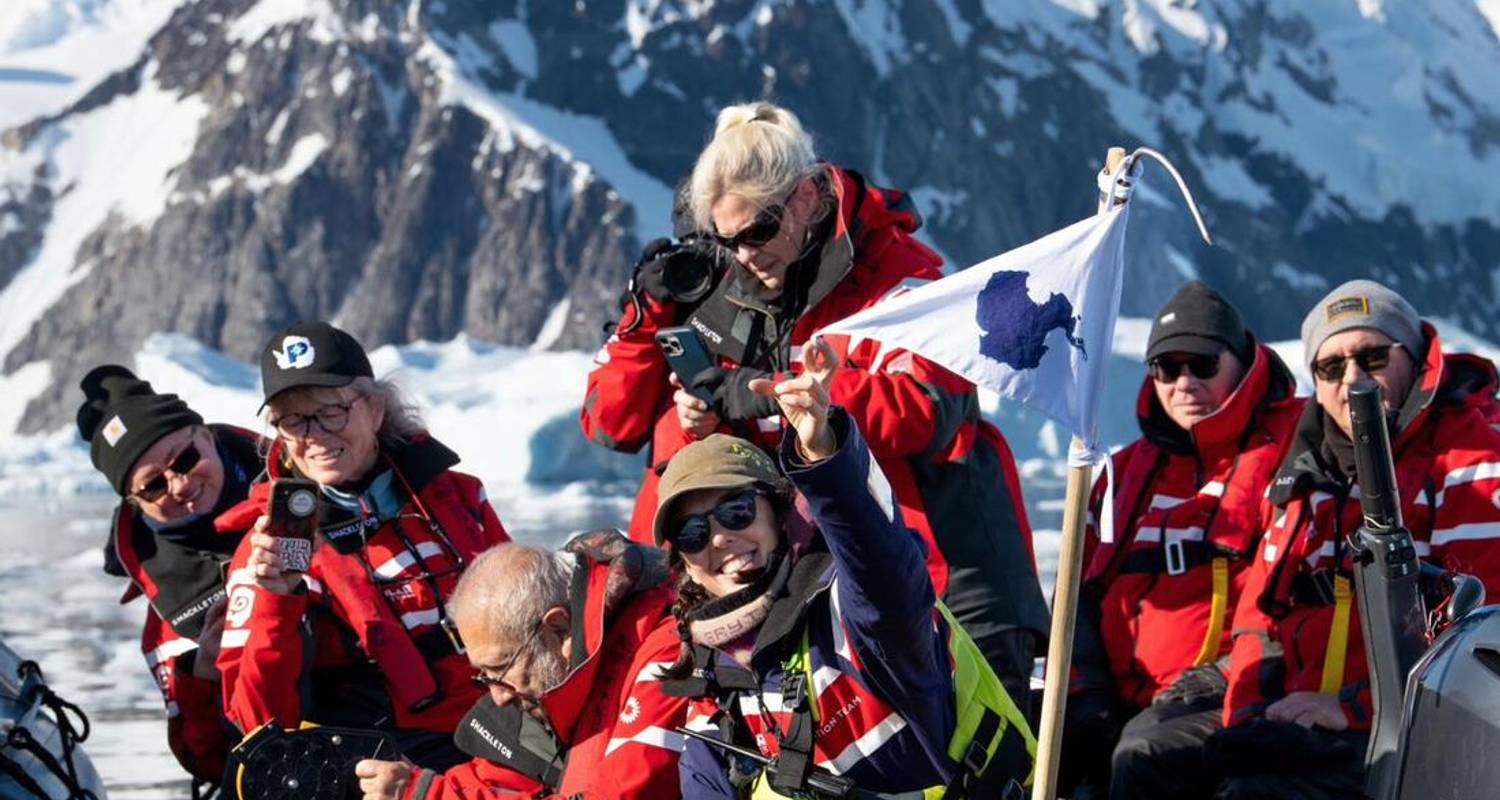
[0,487,632,798]
[0,474,1064,798]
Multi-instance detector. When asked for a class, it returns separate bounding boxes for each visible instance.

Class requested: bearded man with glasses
[215,322,512,774]
[1058,281,1305,799]
[1212,279,1500,799]
[354,530,690,800]
[75,365,265,792]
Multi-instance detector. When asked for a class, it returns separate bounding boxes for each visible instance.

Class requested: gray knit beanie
[1301,279,1424,367]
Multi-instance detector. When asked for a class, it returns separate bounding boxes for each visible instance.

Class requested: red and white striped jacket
[1225,327,1500,729]
[216,435,510,736]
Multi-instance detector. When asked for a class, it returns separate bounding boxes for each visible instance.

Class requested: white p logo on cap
[274,336,316,370]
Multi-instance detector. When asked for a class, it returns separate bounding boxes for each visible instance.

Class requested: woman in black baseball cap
[76,364,264,787]
[214,321,513,771]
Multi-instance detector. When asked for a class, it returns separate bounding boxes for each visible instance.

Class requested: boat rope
[2,659,98,800]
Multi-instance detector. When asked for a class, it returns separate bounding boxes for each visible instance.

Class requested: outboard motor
[1349,380,1500,799]
[1346,381,1427,798]
[1388,603,1500,800]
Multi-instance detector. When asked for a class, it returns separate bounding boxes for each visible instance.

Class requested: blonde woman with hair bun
[583,100,1049,730]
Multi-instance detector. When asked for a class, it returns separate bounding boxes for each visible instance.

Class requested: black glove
[633,238,679,302]
[1153,663,1229,709]
[691,366,781,421]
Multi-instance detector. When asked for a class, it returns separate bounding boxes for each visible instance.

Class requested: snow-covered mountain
[1,0,1499,436]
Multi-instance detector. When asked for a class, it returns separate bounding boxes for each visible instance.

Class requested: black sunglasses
[1313,343,1401,383]
[134,442,203,502]
[1148,352,1221,383]
[669,489,761,555]
[711,203,786,251]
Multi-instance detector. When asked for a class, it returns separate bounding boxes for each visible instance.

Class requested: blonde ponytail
[689,102,817,231]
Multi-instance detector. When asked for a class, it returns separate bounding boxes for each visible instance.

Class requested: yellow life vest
[749,601,1036,799]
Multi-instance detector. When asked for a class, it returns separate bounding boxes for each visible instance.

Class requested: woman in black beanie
[76,364,265,789]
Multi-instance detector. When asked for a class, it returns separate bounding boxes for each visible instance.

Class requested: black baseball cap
[258,322,374,410]
[1145,281,1253,363]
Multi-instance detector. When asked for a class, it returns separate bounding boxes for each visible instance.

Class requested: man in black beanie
[76,364,265,790]
[1061,281,1305,799]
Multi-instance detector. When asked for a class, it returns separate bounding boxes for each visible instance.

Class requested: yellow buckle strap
[1319,575,1354,695]
[1191,557,1231,667]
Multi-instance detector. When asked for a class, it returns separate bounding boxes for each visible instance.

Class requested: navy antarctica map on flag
[976,271,1088,369]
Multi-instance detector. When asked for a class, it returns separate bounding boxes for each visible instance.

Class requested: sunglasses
[669,489,761,555]
[134,442,203,502]
[270,396,366,440]
[1313,343,1401,383]
[1148,352,1221,383]
[711,203,786,251]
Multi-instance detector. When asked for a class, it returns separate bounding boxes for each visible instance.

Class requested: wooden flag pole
[1030,145,1128,800]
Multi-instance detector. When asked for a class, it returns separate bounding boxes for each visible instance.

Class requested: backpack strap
[768,624,817,795]
[938,706,1002,800]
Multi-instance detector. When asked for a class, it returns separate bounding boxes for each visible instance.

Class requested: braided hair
[662,552,713,680]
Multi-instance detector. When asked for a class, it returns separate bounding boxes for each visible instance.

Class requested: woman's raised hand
[749,337,839,462]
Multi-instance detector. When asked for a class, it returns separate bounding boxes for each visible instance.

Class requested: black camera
[660,239,720,304]
[637,236,723,306]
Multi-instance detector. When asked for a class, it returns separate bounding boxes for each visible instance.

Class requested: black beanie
[76,365,204,496]
[1146,281,1254,364]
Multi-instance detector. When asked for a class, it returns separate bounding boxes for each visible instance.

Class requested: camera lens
[662,248,717,304]
[289,489,316,517]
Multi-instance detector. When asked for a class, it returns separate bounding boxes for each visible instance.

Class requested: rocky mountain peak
[1,0,1497,433]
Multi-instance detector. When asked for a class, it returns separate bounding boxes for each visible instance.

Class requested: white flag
[818,203,1131,444]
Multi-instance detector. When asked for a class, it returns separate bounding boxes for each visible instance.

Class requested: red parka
[582,164,1049,645]
[1074,343,1304,708]
[405,532,689,800]
[216,435,509,738]
[110,424,262,781]
[1224,327,1500,730]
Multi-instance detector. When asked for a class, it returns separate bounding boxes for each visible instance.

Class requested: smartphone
[655,326,718,403]
[268,478,319,574]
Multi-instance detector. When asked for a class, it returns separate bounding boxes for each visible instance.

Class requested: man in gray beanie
[1299,279,1427,437]
[1213,280,1500,799]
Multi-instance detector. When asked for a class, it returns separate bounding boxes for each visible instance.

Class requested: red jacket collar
[826,163,923,245]
[799,164,939,315]
[1392,322,1448,447]
[539,539,673,743]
